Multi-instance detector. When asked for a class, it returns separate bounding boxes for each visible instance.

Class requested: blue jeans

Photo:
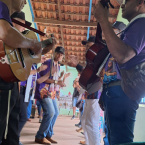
[35,98,59,139]
[72,97,78,107]
[102,85,141,145]
[103,112,110,145]
[47,98,59,137]
[36,100,42,116]
[80,100,85,117]
[27,100,33,119]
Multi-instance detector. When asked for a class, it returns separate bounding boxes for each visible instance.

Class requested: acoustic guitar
[0,30,42,82]
[0,19,54,82]
[79,0,114,91]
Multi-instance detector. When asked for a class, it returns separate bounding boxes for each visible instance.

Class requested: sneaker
[46,137,57,144]
[75,122,81,127]
[35,138,51,145]
[71,115,75,120]
[75,123,81,128]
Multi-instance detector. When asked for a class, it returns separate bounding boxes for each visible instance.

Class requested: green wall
[22,0,34,28]
[59,66,78,96]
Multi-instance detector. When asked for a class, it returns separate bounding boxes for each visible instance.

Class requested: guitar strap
[11,18,45,36]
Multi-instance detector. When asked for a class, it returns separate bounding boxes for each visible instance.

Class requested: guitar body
[79,40,109,90]
[0,31,41,82]
[79,0,114,91]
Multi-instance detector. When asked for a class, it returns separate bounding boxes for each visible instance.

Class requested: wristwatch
[54,80,58,84]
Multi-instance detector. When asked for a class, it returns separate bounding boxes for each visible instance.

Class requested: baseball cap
[11,11,32,27]
[55,46,65,54]
[82,36,96,45]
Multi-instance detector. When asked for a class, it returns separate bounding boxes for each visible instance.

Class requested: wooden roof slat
[34,18,109,27]
[32,1,120,9]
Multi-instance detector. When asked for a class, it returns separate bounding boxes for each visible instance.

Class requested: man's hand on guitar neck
[41,37,57,55]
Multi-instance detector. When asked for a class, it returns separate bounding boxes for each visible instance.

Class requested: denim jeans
[35,97,59,139]
[102,85,141,145]
[72,97,78,107]
[27,100,33,119]
[103,112,110,145]
[36,100,42,116]
[80,100,85,117]
[47,98,59,137]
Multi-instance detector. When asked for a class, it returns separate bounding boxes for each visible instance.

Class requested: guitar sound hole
[28,49,35,56]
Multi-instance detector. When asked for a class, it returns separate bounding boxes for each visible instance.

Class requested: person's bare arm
[63,73,70,82]
[37,72,50,84]
[93,3,136,64]
[44,79,65,87]
[37,71,65,87]
[0,20,42,54]
[59,71,64,80]
[0,20,56,55]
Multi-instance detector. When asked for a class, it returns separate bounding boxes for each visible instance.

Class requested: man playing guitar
[67,37,101,145]
[0,0,55,144]
[93,0,145,144]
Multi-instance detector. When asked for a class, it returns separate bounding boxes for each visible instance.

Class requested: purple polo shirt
[34,59,52,100]
[0,1,12,25]
[119,18,145,69]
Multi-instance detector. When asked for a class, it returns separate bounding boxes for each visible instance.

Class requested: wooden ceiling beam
[37,23,89,31]
[34,18,99,27]
[65,50,86,53]
[65,45,85,48]
[32,1,120,9]
[34,9,117,18]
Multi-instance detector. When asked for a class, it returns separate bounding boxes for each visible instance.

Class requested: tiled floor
[20,116,85,145]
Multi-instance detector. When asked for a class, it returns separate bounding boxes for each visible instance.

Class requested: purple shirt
[0,1,12,25]
[34,73,46,100]
[34,59,52,100]
[119,18,145,69]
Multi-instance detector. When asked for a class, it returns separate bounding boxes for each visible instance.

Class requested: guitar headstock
[100,0,114,9]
